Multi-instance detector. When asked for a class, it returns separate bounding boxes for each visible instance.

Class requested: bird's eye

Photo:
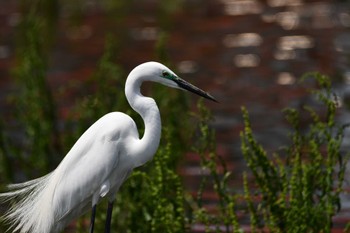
[162,70,171,79]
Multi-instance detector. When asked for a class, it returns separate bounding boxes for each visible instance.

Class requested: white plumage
[0,61,216,233]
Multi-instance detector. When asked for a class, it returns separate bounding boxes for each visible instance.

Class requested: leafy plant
[190,99,241,233]
[240,73,349,233]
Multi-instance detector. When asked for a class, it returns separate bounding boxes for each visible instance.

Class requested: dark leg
[104,201,114,233]
[89,205,97,233]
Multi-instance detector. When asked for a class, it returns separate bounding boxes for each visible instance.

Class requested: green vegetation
[0,1,349,233]
[240,73,349,233]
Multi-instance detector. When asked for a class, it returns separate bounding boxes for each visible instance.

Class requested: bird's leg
[104,200,114,233]
[89,204,97,233]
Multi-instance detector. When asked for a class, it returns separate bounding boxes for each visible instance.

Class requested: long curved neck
[125,72,161,167]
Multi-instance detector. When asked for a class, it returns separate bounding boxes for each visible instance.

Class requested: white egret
[0,61,216,233]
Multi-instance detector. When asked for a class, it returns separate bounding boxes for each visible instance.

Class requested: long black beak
[174,77,218,102]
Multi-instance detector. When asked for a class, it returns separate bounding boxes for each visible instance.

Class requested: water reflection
[278,35,314,50]
[277,72,295,85]
[267,0,303,7]
[223,33,262,48]
[234,54,260,67]
[130,27,158,41]
[274,49,296,60]
[177,60,198,74]
[221,0,263,15]
[276,11,299,30]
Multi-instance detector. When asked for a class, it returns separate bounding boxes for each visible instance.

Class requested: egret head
[135,61,217,102]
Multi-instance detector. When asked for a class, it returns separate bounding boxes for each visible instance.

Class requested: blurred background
[1,0,350,232]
